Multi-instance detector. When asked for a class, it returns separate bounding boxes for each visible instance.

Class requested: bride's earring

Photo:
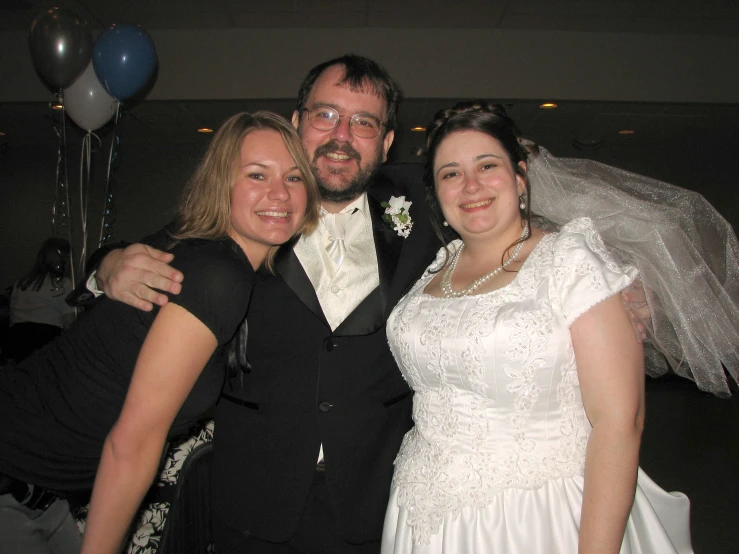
[519,195,526,210]
[443,221,449,227]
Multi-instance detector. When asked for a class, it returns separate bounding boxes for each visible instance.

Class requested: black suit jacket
[211,163,441,543]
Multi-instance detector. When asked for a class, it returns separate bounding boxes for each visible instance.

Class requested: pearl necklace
[440,224,529,298]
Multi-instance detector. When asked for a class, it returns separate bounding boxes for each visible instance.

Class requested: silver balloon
[64,61,117,132]
[28,7,93,92]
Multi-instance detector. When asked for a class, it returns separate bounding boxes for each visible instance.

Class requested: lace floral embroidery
[556,340,588,472]
[504,308,549,456]
[388,221,627,545]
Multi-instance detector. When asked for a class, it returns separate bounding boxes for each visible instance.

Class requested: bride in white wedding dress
[381,102,695,554]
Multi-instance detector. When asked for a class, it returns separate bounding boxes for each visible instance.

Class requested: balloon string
[61,103,75,286]
[51,95,76,285]
[52,110,62,234]
[51,92,65,235]
[78,132,92,277]
[63,111,75,284]
[99,102,121,248]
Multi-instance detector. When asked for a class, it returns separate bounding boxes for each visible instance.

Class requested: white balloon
[63,60,117,132]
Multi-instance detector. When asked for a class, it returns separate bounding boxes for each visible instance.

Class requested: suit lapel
[368,192,404,316]
[333,195,404,336]
[333,286,382,336]
[272,185,423,337]
[273,243,328,326]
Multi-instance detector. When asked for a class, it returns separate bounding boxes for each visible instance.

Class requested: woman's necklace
[440,224,529,298]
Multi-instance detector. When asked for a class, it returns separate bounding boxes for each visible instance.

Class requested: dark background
[1,2,738,552]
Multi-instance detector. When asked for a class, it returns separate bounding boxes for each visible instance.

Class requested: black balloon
[28,7,93,92]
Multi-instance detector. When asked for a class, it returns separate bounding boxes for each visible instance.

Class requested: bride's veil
[526,143,739,397]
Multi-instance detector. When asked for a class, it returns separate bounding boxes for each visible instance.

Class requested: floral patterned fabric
[381,219,692,553]
[73,419,214,554]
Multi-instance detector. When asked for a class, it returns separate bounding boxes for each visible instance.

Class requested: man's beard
[311,140,384,204]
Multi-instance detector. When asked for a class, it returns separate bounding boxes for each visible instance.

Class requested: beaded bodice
[386,218,637,544]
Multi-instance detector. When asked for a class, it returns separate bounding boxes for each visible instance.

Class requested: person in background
[64,246,121,313]
[0,111,318,554]
[2,237,75,362]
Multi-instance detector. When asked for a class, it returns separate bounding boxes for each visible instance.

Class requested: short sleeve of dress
[552,217,638,326]
[164,238,254,345]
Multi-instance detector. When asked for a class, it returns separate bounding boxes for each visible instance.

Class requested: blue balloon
[93,24,157,101]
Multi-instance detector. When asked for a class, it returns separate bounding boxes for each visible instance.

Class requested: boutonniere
[381,196,414,238]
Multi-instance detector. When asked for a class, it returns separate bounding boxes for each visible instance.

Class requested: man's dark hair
[295,54,402,134]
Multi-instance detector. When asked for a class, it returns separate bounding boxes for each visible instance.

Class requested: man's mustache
[313,141,361,163]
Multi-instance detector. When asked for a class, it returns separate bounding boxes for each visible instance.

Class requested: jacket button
[318,401,333,413]
[325,339,335,352]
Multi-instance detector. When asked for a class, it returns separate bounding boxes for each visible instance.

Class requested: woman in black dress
[0,111,320,554]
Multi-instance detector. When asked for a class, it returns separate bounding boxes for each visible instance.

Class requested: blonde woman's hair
[170,110,320,269]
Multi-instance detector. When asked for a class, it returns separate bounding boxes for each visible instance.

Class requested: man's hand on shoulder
[621,279,652,342]
[97,243,183,311]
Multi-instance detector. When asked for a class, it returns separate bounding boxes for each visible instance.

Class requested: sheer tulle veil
[525,143,739,397]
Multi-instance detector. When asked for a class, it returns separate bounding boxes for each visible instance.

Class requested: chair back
[156,441,214,554]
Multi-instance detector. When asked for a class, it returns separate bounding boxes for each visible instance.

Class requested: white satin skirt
[381,469,693,554]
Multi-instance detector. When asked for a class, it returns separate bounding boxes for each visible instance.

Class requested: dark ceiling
[2,0,739,35]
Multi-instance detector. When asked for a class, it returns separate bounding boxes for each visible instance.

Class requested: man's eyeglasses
[300,106,385,139]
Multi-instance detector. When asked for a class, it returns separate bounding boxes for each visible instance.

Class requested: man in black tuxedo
[95,55,441,552]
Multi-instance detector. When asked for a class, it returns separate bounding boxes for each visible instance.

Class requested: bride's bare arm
[572,293,645,554]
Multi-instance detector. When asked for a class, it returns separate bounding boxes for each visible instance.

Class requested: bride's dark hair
[423,101,533,269]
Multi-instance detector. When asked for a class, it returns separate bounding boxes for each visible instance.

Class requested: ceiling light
[198,128,213,133]
[618,129,635,135]
[411,126,426,132]
[539,103,557,109]
[51,103,64,111]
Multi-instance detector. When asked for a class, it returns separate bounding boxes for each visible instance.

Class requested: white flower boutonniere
[381,196,413,238]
